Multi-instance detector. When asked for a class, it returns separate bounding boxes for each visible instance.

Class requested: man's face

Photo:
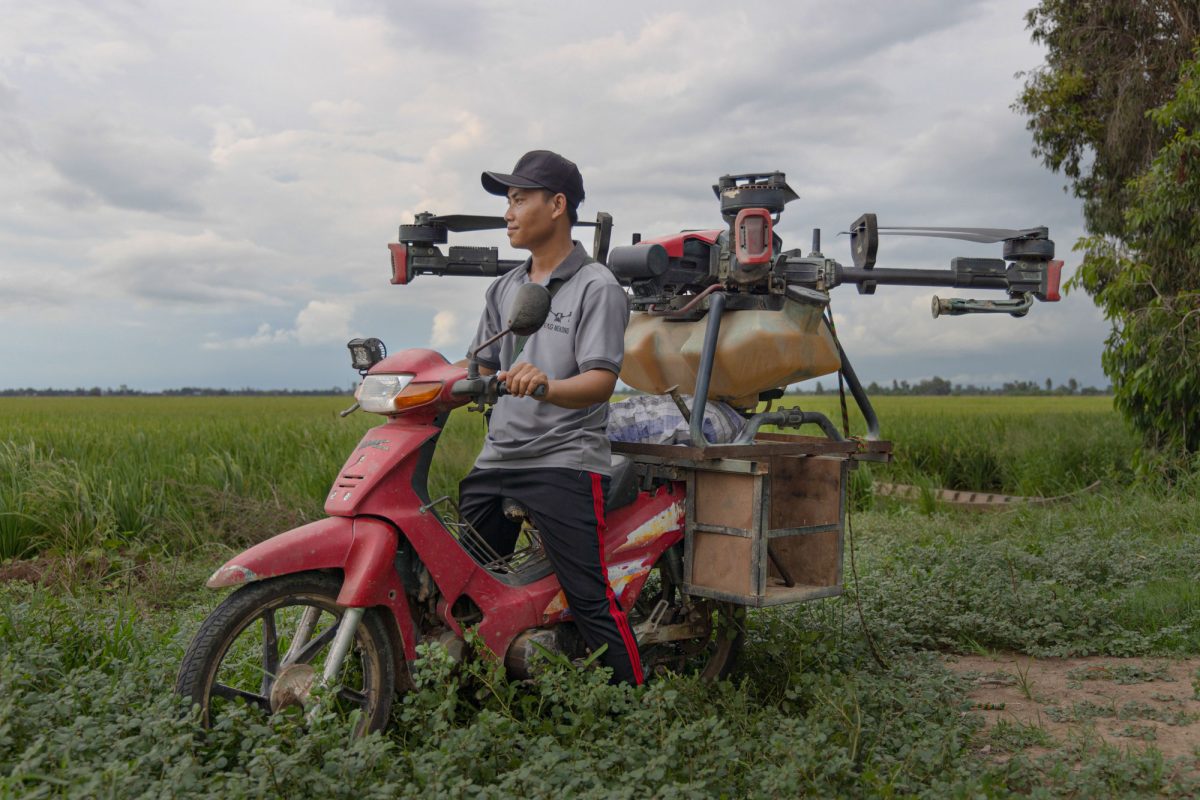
[504,187,562,250]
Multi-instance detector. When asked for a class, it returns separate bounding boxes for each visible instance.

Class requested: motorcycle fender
[206,516,419,660]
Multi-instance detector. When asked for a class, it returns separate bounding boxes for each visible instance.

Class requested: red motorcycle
[175,283,743,735]
[177,170,1061,735]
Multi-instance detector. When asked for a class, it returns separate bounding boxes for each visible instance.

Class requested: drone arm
[390,244,525,285]
[833,258,1008,291]
[825,257,1060,300]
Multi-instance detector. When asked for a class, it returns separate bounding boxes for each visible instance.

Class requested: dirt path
[946,653,1200,762]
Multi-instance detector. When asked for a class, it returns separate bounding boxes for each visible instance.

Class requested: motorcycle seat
[605,454,640,511]
[500,454,641,523]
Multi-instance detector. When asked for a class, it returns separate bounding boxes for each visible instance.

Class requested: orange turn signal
[391,381,443,410]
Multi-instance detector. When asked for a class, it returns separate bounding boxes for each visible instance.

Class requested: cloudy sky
[0,0,1108,391]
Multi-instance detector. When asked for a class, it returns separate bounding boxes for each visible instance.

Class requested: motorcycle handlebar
[450,376,547,402]
[498,382,547,399]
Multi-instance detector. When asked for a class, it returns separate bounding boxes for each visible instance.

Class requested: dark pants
[458,467,644,686]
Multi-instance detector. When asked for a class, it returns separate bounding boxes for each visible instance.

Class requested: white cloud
[0,4,153,83]
[91,229,286,307]
[0,0,1109,390]
[43,116,211,214]
[309,99,365,130]
[203,299,356,351]
[295,300,355,345]
[202,322,294,351]
[429,310,458,348]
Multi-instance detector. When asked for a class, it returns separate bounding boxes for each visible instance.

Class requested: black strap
[510,273,573,363]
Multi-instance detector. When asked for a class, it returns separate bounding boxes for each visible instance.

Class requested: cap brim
[481,170,545,196]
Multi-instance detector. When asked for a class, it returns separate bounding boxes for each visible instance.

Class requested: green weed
[989,717,1055,752]
[1065,662,1176,685]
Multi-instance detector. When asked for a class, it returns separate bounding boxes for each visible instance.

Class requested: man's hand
[497,364,617,408]
[498,362,548,399]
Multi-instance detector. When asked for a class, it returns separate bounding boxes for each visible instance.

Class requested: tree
[1018,4,1200,465]
[1016,1,1199,239]
[1074,53,1200,461]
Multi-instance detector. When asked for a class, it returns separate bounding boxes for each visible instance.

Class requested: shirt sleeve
[574,278,629,375]
[468,280,504,371]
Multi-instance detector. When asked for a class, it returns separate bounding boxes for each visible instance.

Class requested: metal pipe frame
[733,410,845,444]
[321,607,365,687]
[688,292,726,445]
[825,319,881,441]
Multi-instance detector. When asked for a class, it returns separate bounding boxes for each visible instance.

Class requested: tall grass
[0,395,1135,559]
[776,395,1137,493]
[0,397,368,558]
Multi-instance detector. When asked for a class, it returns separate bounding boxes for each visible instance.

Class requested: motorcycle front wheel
[175,572,396,736]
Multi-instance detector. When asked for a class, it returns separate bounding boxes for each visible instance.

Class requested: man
[457,150,641,686]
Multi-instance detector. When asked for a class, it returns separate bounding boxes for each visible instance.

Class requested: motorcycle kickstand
[305,606,364,723]
[639,599,670,641]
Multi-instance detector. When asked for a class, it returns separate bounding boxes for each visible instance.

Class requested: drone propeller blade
[427,214,507,232]
[877,226,1045,244]
[426,213,600,232]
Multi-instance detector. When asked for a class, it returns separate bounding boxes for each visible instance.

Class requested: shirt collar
[521,241,590,285]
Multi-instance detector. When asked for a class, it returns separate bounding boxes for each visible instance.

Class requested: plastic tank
[620,301,841,405]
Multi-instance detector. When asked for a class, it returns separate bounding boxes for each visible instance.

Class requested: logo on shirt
[544,308,572,334]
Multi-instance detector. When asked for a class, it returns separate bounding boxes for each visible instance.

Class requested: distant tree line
[4,380,1109,399]
[0,385,353,397]
[797,376,1109,397]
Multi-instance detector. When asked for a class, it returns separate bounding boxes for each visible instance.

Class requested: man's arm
[500,362,615,408]
[452,358,495,376]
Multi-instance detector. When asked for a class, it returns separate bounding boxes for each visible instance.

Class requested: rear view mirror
[507,282,552,336]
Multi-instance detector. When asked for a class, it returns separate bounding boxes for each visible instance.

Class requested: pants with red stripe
[458,467,644,686]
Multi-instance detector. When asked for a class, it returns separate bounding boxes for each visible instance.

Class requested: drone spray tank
[615,173,842,408]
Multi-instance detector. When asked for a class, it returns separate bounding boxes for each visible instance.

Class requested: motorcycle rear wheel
[175,572,396,736]
[632,554,746,681]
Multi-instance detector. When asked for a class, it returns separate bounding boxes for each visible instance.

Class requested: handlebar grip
[451,378,481,396]
[496,381,548,398]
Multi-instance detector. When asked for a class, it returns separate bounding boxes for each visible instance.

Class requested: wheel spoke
[337,686,369,709]
[179,575,398,737]
[281,605,323,667]
[212,682,271,712]
[292,619,340,665]
[260,609,279,695]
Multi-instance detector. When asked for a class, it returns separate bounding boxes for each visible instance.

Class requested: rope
[825,306,889,671]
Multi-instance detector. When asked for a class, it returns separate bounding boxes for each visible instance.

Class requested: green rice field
[0,394,1133,560]
[5,394,1200,797]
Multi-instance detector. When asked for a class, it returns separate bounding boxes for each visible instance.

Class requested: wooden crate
[683,453,847,607]
[612,434,890,608]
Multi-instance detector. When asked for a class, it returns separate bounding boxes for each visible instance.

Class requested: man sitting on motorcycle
[457,150,641,686]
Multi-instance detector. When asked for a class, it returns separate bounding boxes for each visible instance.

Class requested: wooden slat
[611,438,857,461]
[768,456,842,530]
[690,532,754,595]
[694,472,757,531]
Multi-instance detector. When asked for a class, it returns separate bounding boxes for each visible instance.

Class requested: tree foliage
[1016,1,1199,238]
[1018,2,1200,466]
[1074,53,1200,463]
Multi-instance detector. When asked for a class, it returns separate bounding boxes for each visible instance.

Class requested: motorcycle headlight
[358,374,443,414]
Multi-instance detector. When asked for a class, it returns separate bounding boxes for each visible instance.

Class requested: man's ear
[550,192,568,221]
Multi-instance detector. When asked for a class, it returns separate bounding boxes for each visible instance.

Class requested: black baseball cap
[482,150,585,207]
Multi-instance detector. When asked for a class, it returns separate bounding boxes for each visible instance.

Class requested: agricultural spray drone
[384,172,1062,442]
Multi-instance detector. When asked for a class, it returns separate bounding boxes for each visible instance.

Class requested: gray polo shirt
[469,241,629,476]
